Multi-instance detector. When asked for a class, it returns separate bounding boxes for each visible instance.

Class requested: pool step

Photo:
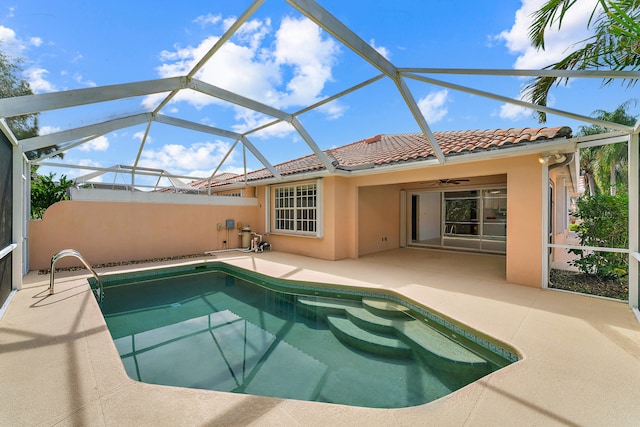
[326,315,412,358]
[298,297,490,374]
[345,306,404,334]
[361,298,411,318]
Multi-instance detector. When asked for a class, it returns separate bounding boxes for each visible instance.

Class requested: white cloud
[236,17,271,51]
[219,165,247,175]
[78,135,109,152]
[496,0,600,69]
[273,16,340,108]
[144,15,341,131]
[0,28,52,96]
[73,73,96,87]
[133,131,152,144]
[66,159,104,181]
[78,159,102,167]
[241,119,295,139]
[39,125,61,136]
[317,99,347,120]
[496,92,556,121]
[24,67,57,93]
[139,140,233,173]
[0,25,26,57]
[369,38,390,59]
[496,103,531,121]
[418,89,450,123]
[194,13,222,28]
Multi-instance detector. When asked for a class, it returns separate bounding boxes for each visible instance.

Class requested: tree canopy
[527,0,640,122]
[577,100,637,195]
[1,49,72,217]
[0,50,40,144]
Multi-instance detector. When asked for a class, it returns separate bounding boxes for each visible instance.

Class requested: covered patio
[1,249,639,425]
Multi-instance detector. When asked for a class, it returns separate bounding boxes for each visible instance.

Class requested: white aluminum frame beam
[154,114,244,140]
[285,0,445,164]
[286,0,395,77]
[189,80,336,172]
[40,162,209,182]
[153,0,266,114]
[0,119,24,290]
[398,68,640,79]
[190,79,291,121]
[210,140,240,179]
[31,133,109,164]
[240,136,282,180]
[394,76,445,163]
[153,114,282,180]
[574,131,629,149]
[20,113,152,152]
[244,74,385,136]
[187,0,265,80]
[0,77,186,118]
[630,131,639,308]
[290,117,336,173]
[403,72,636,134]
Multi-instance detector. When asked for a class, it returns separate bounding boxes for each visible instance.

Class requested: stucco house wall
[253,154,544,287]
[29,153,546,287]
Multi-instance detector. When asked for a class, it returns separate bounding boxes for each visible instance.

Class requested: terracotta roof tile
[212,126,572,186]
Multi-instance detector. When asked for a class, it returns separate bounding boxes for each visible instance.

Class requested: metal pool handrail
[50,249,104,304]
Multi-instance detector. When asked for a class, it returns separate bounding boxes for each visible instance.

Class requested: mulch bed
[549,269,629,301]
[38,253,207,275]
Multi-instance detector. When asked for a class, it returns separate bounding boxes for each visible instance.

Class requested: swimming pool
[99,263,518,408]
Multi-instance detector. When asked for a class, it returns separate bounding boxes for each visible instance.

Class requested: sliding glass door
[408,187,506,254]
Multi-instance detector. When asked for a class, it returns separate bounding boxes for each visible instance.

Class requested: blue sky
[1,0,638,185]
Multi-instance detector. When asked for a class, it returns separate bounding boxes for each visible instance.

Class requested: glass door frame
[403,184,507,254]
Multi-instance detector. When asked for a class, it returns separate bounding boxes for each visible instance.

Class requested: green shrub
[31,173,74,219]
[569,193,628,279]
[568,223,580,232]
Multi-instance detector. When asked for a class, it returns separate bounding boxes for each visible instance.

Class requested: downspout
[548,152,573,171]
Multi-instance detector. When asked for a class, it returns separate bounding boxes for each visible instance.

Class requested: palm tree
[527,0,640,122]
[579,146,600,196]
[577,100,637,195]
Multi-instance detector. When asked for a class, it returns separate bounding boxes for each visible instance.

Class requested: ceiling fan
[438,178,470,185]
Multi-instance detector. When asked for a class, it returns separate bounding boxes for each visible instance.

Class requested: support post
[541,162,550,288]
[12,142,23,290]
[628,132,639,308]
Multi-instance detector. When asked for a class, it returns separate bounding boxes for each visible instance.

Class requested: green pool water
[100,267,515,408]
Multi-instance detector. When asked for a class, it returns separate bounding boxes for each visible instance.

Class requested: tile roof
[214,126,573,186]
[189,172,240,190]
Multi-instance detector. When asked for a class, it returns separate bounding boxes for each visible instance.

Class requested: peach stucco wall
[358,185,402,256]
[255,177,357,261]
[29,200,258,270]
[30,155,544,288]
[347,155,543,287]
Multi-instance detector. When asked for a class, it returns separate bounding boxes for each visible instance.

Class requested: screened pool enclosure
[0,0,638,311]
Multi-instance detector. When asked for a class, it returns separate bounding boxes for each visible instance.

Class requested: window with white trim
[273,183,318,233]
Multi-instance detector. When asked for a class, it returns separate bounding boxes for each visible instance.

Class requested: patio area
[1,248,639,426]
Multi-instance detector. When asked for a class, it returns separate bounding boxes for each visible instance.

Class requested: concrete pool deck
[1,248,640,426]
